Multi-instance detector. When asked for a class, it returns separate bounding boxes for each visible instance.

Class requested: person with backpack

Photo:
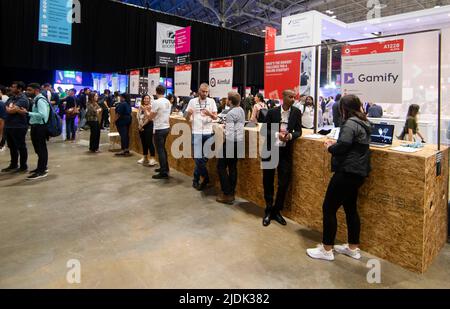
[307,95,371,261]
[24,83,50,180]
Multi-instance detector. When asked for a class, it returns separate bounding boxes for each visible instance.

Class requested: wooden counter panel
[109,113,447,273]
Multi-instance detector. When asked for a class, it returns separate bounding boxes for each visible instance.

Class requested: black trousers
[101,108,110,128]
[263,148,292,214]
[6,127,28,169]
[154,128,170,175]
[88,121,101,151]
[117,124,130,151]
[322,172,365,246]
[217,141,239,196]
[139,123,155,157]
[66,117,76,140]
[0,131,5,148]
[30,124,48,173]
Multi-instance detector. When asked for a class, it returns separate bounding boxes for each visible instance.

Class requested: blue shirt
[368,104,383,118]
[0,101,6,120]
[115,102,132,127]
[5,93,30,129]
[29,94,50,125]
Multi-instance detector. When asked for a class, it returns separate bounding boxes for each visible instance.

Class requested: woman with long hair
[114,93,132,156]
[301,96,323,129]
[250,93,268,123]
[307,94,371,261]
[399,104,425,142]
[137,94,157,166]
[86,92,102,153]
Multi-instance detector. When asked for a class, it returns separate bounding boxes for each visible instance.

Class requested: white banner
[156,22,182,65]
[111,74,119,92]
[129,70,140,95]
[281,12,322,49]
[148,68,161,95]
[209,59,233,99]
[174,65,192,97]
[342,40,404,104]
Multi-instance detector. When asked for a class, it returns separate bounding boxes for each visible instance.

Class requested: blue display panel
[38,0,72,45]
[55,70,83,85]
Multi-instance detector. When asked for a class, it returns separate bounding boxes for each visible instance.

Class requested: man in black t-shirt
[1,81,29,172]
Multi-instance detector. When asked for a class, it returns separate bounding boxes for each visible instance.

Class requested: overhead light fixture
[331,15,337,19]
[416,18,421,22]
[388,23,392,27]
[262,29,266,33]
[325,10,334,15]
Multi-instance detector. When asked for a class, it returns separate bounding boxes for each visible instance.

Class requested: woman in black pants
[307,95,371,261]
[114,93,132,156]
[137,94,157,166]
[86,92,102,152]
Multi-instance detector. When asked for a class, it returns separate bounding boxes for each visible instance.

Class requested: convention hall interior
[1,0,450,289]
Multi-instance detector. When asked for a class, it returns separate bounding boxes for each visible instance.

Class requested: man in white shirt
[185,83,218,190]
[148,85,171,179]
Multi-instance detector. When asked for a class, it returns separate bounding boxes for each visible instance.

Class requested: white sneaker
[148,158,158,167]
[334,244,361,260]
[137,158,145,164]
[306,244,335,261]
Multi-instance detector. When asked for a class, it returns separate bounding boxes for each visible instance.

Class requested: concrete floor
[1,130,450,289]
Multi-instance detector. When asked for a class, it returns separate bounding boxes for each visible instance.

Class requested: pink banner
[175,26,191,55]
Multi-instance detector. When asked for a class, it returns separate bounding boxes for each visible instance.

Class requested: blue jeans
[192,134,214,184]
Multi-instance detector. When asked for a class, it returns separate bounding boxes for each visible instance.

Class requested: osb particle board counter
[111,110,449,273]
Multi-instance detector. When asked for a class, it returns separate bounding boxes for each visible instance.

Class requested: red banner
[148,68,160,74]
[264,51,301,100]
[265,27,277,53]
[342,39,404,57]
[130,70,140,75]
[175,64,192,72]
[210,59,233,69]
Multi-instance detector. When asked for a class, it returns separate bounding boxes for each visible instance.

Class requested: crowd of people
[0,79,429,263]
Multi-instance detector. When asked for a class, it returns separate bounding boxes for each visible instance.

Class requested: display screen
[159,77,173,89]
[371,124,394,145]
[55,70,83,85]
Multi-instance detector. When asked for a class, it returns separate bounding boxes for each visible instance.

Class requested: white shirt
[152,97,171,130]
[187,97,218,135]
[276,107,291,147]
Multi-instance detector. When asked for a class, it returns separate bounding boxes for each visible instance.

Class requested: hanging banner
[38,0,72,45]
[129,70,140,95]
[264,52,301,100]
[174,65,192,97]
[341,39,404,103]
[265,27,277,54]
[148,68,161,95]
[281,12,322,49]
[175,26,191,64]
[209,59,233,99]
[100,75,108,93]
[111,74,119,92]
[156,22,183,65]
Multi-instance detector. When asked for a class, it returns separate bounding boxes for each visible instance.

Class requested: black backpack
[35,96,62,137]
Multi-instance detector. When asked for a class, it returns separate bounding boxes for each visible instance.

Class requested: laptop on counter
[370,123,395,148]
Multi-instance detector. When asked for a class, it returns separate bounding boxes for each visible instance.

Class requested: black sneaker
[1,166,18,173]
[152,173,169,180]
[155,168,161,173]
[13,167,28,173]
[29,168,49,174]
[192,182,200,190]
[27,172,48,180]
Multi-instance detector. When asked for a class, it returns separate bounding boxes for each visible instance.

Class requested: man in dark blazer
[261,89,302,227]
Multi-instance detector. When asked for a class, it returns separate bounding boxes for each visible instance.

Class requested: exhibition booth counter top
[110,109,449,273]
